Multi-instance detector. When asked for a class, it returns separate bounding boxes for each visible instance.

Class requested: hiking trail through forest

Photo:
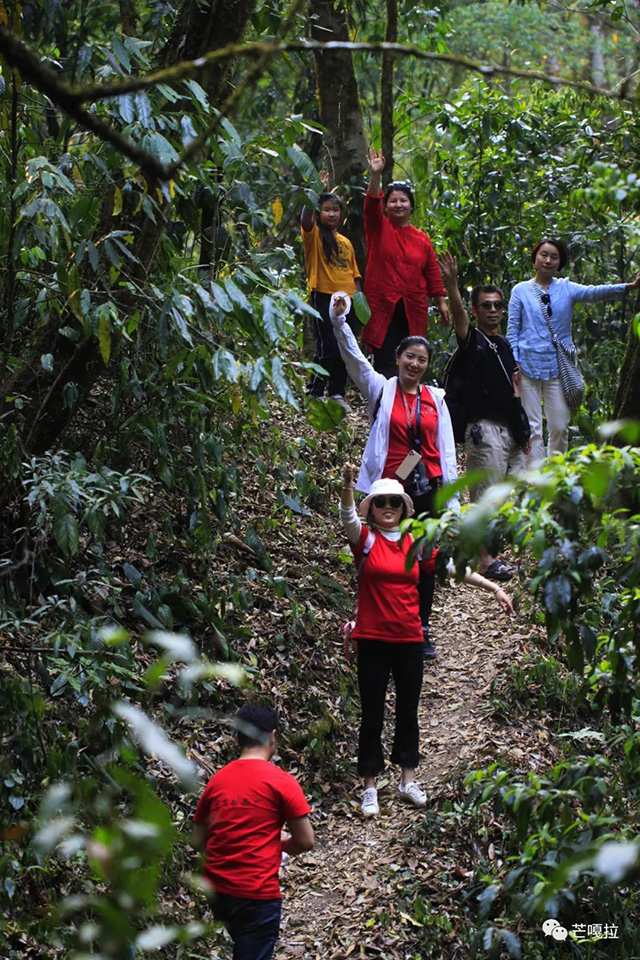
[277,578,535,960]
[205,398,551,960]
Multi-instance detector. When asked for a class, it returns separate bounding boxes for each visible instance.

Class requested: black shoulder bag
[475,329,531,450]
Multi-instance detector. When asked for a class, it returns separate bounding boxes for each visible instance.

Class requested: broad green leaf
[134,91,152,128]
[211,282,233,313]
[41,353,54,372]
[262,296,279,342]
[543,575,572,616]
[353,290,371,324]
[212,347,239,382]
[53,512,79,558]
[270,356,298,410]
[224,278,251,312]
[306,396,346,431]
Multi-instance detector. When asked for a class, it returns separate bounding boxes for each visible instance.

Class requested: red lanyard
[399,386,422,449]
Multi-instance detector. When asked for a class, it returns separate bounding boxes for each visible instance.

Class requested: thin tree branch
[70,40,637,105]
[0,26,634,183]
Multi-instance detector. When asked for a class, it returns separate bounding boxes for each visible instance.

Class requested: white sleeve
[331,318,386,406]
[339,503,363,545]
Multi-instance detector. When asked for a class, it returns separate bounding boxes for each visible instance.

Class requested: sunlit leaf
[113,702,198,788]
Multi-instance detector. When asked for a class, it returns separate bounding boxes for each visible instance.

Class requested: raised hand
[367,148,386,174]
[436,250,458,287]
[626,269,640,290]
[319,169,330,190]
[343,462,357,486]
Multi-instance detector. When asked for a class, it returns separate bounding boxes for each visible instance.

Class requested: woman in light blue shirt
[507,238,640,465]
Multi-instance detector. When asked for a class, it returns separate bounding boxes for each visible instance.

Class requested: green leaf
[353,290,371,325]
[543,575,572,616]
[500,930,522,959]
[224,278,251,312]
[280,491,311,516]
[270,356,299,410]
[244,525,273,572]
[262,295,279,342]
[53,512,79,558]
[211,282,233,313]
[307,396,345,431]
[212,348,239,382]
[113,702,197,788]
[286,144,321,185]
[137,926,179,951]
[98,311,111,364]
[41,353,54,372]
[249,357,266,391]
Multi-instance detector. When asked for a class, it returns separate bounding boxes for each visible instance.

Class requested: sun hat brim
[359,478,414,518]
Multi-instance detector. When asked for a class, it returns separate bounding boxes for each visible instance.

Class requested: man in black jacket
[438,252,530,581]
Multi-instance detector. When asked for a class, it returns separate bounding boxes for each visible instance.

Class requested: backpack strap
[356,529,376,576]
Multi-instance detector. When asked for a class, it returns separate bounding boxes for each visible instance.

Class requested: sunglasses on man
[372,496,403,509]
[478,300,504,310]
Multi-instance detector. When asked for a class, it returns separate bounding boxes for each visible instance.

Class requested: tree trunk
[380,0,397,188]
[588,14,607,88]
[310,0,368,272]
[613,296,640,420]
[165,0,257,102]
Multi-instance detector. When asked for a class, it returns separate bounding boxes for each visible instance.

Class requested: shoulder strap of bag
[529,279,558,345]
[475,328,515,392]
[356,529,376,576]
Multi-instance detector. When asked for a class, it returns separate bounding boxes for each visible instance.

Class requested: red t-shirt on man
[194,758,310,899]
[382,385,442,483]
[362,192,446,349]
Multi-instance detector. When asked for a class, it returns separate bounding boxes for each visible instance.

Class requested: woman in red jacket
[363,149,450,377]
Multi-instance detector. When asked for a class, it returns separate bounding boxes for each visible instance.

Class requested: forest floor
[275,577,542,960]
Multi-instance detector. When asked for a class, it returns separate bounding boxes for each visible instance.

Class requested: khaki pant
[465,419,525,500]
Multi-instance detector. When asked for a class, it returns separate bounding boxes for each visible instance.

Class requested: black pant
[372,300,410,379]
[357,640,423,776]
[412,477,442,631]
[306,291,356,397]
[211,894,282,960]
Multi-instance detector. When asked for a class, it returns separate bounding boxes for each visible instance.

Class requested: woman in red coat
[363,148,450,377]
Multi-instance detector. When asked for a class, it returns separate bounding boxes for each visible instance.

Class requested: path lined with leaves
[276,579,531,960]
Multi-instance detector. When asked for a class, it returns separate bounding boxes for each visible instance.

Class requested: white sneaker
[398,781,427,807]
[361,787,379,817]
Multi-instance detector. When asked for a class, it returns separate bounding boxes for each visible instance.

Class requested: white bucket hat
[359,477,414,519]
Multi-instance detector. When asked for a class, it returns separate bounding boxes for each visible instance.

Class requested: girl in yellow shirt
[301,187,362,406]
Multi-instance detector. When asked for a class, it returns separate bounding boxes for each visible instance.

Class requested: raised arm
[568,270,640,303]
[437,252,468,340]
[367,148,385,196]
[340,462,362,545]
[330,296,387,405]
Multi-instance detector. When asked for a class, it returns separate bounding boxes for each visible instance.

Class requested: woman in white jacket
[330,293,458,659]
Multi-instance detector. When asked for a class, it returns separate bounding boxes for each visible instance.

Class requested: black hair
[316,192,344,264]
[366,501,408,528]
[383,181,415,211]
[470,284,504,309]
[395,336,433,361]
[531,238,568,270]
[236,702,279,748]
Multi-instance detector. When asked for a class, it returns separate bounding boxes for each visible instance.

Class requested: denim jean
[212,893,282,960]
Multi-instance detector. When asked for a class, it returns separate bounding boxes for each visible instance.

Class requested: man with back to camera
[437,251,531,581]
[193,702,314,960]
